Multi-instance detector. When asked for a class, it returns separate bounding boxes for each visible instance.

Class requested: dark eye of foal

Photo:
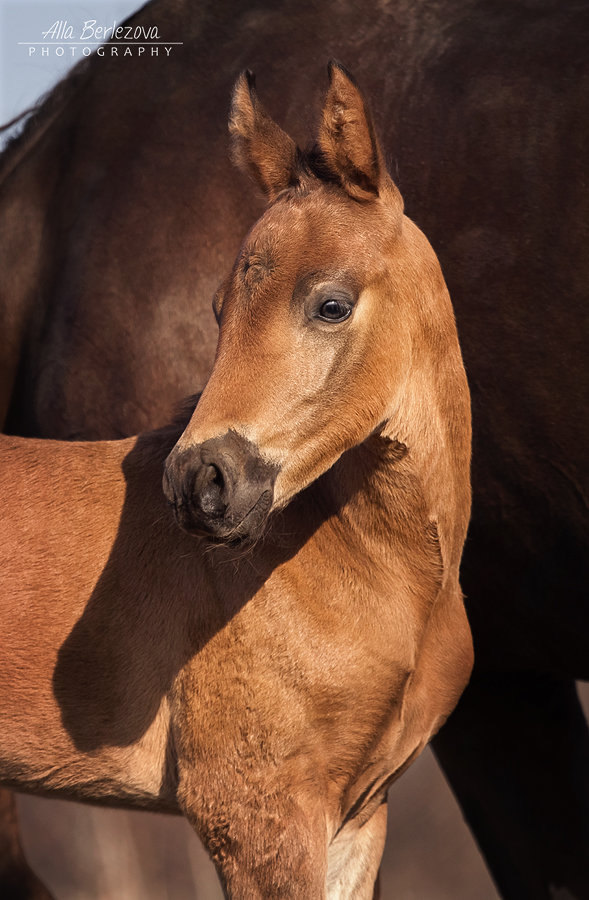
[317,298,353,322]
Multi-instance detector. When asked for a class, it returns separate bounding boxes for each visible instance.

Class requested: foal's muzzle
[162,430,278,545]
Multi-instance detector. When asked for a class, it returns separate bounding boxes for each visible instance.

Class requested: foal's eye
[317,298,353,322]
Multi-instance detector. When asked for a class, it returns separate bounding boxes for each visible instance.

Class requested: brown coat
[0,68,472,897]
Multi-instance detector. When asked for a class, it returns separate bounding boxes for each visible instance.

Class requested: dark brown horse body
[0,67,473,897]
[1,0,588,898]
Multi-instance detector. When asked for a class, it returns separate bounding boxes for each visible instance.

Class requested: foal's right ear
[229,71,299,200]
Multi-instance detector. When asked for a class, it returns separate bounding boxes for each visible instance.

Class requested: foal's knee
[179,779,328,898]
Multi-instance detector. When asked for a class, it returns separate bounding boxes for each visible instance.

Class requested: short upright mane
[297,144,342,187]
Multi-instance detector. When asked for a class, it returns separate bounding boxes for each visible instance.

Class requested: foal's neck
[318,370,469,588]
[319,436,431,560]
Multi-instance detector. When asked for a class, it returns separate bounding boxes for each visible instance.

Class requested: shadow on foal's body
[0,68,471,897]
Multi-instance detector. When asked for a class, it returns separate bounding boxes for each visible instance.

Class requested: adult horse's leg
[432,672,589,900]
[0,790,54,900]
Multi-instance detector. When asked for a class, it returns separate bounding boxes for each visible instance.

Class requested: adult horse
[0,1,588,898]
[0,65,473,899]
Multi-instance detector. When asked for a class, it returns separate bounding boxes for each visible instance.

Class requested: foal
[0,65,472,897]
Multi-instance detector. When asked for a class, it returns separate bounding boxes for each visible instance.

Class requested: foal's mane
[300,144,341,186]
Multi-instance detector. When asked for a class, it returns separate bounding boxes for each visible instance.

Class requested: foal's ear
[318,62,387,201]
[230,70,299,200]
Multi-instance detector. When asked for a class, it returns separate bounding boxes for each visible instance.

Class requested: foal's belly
[0,697,177,812]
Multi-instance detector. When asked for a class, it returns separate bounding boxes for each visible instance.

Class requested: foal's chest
[171,554,425,818]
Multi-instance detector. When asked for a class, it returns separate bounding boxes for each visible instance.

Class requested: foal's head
[164,64,454,544]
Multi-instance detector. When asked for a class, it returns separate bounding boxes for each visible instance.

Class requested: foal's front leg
[179,779,328,898]
[326,800,387,900]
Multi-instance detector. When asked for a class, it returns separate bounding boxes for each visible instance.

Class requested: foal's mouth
[170,487,273,548]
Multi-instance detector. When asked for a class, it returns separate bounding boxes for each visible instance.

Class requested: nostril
[197,463,227,518]
[209,464,224,490]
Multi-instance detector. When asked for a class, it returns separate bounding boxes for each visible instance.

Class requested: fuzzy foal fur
[0,68,471,898]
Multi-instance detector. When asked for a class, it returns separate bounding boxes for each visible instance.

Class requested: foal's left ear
[318,62,387,202]
[229,70,299,200]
